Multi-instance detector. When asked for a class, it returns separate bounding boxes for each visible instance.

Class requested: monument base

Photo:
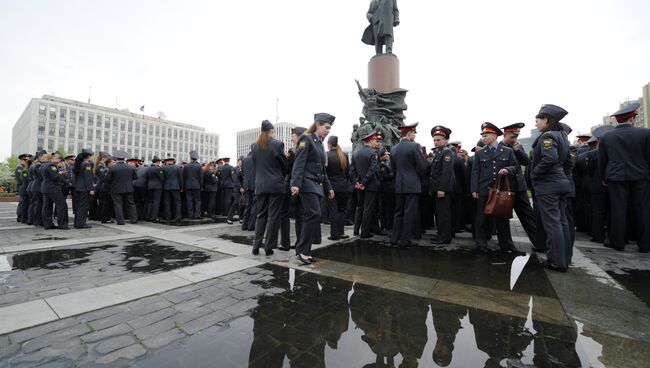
[368,53,400,93]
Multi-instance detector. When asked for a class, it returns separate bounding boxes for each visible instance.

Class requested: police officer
[326,135,353,241]
[143,156,163,222]
[29,150,47,227]
[291,113,335,265]
[220,157,234,216]
[41,153,69,230]
[281,127,306,247]
[183,151,203,219]
[499,123,541,250]
[471,122,524,256]
[585,126,614,243]
[252,120,288,255]
[378,147,395,231]
[132,158,147,220]
[449,141,466,233]
[15,154,31,222]
[390,123,428,247]
[95,152,113,223]
[162,157,183,222]
[204,161,220,218]
[530,105,573,271]
[73,149,95,228]
[351,129,383,238]
[105,151,138,225]
[430,125,455,245]
[599,102,650,253]
[241,152,257,231]
[226,157,243,224]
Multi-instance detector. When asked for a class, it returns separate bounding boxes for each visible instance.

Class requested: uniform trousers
[608,181,648,251]
[185,190,201,219]
[536,193,571,269]
[220,188,233,215]
[74,191,91,228]
[378,191,395,230]
[135,188,147,220]
[97,191,113,222]
[474,196,516,250]
[327,191,349,238]
[42,191,68,229]
[148,189,162,220]
[295,192,322,256]
[111,193,138,224]
[30,191,43,226]
[355,190,379,237]
[227,191,241,220]
[17,193,24,221]
[253,193,283,251]
[20,193,30,224]
[513,191,540,248]
[163,190,182,221]
[391,193,419,246]
[434,194,453,243]
[590,191,608,242]
[451,192,463,232]
[206,191,218,217]
[243,190,258,231]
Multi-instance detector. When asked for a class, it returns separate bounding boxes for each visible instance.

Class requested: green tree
[5,155,19,172]
[57,147,69,158]
[0,160,15,192]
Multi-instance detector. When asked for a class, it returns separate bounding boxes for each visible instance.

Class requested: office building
[236,122,297,158]
[11,95,219,162]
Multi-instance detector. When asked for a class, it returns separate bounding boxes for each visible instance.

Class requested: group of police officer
[14,103,650,272]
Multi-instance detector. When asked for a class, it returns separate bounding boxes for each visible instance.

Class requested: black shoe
[75,224,92,229]
[117,222,125,225]
[476,247,490,254]
[297,254,312,265]
[226,219,233,225]
[264,249,274,256]
[278,246,290,251]
[308,257,317,263]
[639,249,648,254]
[290,245,297,249]
[360,233,373,239]
[150,218,159,223]
[101,220,114,224]
[503,248,526,256]
[339,235,350,239]
[531,247,546,253]
[543,261,567,273]
[604,243,624,251]
[313,240,321,245]
[239,219,244,224]
[590,238,604,243]
[252,248,260,255]
[353,231,359,236]
[327,236,340,241]
[58,227,70,230]
[43,226,56,230]
[430,239,451,245]
[373,229,386,236]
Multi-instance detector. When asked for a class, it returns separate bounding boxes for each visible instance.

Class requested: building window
[69,126,75,139]
[120,133,125,145]
[70,109,76,122]
[59,108,66,121]
[111,132,117,144]
[135,121,140,133]
[96,114,102,127]
[39,104,47,117]
[48,138,54,151]
[128,120,133,132]
[68,143,74,153]
[37,138,44,150]
[87,129,93,140]
[48,122,56,136]
[127,134,132,145]
[155,126,160,137]
[59,121,66,138]
[104,116,110,129]
[88,112,94,125]
[120,119,126,131]
[49,106,57,120]
[38,121,46,134]
[78,128,84,140]
[112,117,118,129]
[77,142,83,152]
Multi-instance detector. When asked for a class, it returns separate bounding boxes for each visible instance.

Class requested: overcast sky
[1,0,649,158]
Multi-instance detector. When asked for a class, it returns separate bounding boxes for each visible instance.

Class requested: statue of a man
[361,0,400,55]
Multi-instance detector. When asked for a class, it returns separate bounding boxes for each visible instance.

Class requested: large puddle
[135,264,584,368]
[607,269,650,309]
[312,239,556,298]
[218,233,254,246]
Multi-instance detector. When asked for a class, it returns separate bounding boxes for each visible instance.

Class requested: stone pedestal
[368,53,400,92]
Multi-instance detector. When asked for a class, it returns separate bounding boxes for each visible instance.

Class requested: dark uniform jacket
[530,130,572,195]
[471,144,519,196]
[96,162,109,192]
[390,139,428,194]
[134,166,147,188]
[573,150,591,195]
[326,151,353,193]
[379,160,395,193]
[252,139,288,194]
[242,155,256,192]
[146,165,165,190]
[29,163,43,193]
[351,145,381,192]
[74,161,94,192]
[566,146,578,198]
[41,162,66,193]
[499,141,529,192]
[220,164,234,189]
[65,163,74,189]
[598,124,650,182]
[585,149,606,194]
[291,133,331,196]
[204,168,219,192]
[430,146,455,193]
[163,164,183,190]
[15,164,24,193]
[452,152,465,195]
[233,166,243,192]
[105,162,137,194]
[182,161,203,190]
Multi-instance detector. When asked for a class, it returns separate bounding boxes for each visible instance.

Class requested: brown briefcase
[484,175,515,219]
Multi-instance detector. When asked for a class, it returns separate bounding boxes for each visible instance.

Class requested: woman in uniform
[204,161,220,218]
[41,153,69,230]
[73,149,95,228]
[325,135,352,240]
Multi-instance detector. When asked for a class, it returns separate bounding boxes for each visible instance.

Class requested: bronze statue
[362,0,400,55]
[354,80,406,150]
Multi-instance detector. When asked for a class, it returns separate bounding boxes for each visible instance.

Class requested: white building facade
[236,122,297,158]
[12,95,219,162]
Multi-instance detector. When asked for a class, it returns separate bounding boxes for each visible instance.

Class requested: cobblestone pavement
[1,202,650,367]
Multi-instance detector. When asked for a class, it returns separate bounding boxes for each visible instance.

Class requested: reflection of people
[430,300,466,367]
[362,0,400,54]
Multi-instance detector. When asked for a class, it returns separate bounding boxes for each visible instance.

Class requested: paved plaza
[1,201,649,367]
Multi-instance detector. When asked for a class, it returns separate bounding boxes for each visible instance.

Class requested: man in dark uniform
[105,151,138,225]
[351,129,383,238]
[29,150,47,227]
[575,134,592,155]
[599,102,650,252]
[145,156,164,222]
[471,123,525,255]
[226,157,243,224]
[15,154,31,222]
[500,123,541,250]
[585,125,614,243]
[133,158,148,220]
[41,153,69,230]
[291,113,335,265]
[378,147,395,230]
[73,149,95,229]
[62,155,76,215]
[449,141,466,233]
[162,157,183,222]
[183,151,203,219]
[220,158,234,216]
[241,152,257,231]
[390,123,428,247]
[430,126,455,245]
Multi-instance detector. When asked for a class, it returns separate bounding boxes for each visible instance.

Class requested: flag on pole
[140,105,145,112]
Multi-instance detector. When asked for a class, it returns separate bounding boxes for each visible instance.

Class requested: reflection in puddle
[218,234,254,246]
[606,269,650,308]
[10,245,117,270]
[164,217,228,226]
[135,265,584,368]
[312,240,556,298]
